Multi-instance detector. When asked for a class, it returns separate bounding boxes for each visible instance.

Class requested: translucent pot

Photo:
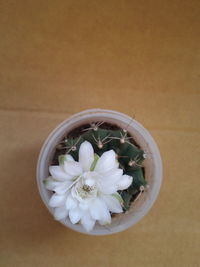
[36,109,162,235]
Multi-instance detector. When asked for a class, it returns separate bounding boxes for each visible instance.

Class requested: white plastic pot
[36,109,162,235]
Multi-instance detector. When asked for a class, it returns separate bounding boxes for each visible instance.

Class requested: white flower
[44,141,133,232]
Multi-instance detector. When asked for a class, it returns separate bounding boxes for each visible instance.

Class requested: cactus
[52,122,147,211]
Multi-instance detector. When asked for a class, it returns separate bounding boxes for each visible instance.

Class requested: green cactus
[53,122,147,211]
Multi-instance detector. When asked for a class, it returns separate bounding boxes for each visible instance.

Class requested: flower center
[72,171,99,202]
[82,184,93,192]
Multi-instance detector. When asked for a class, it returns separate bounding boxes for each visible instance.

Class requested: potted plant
[36,109,162,235]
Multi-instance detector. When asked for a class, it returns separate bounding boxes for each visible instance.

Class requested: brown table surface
[0,1,199,266]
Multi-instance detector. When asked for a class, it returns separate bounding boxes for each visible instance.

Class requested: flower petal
[81,211,95,232]
[79,141,94,171]
[44,176,61,191]
[63,161,83,177]
[94,150,119,173]
[98,220,111,226]
[89,198,111,224]
[49,193,66,207]
[98,184,118,195]
[98,168,123,194]
[49,166,72,181]
[54,181,71,195]
[54,206,68,220]
[103,168,123,183]
[65,154,75,162]
[65,194,78,210]
[79,202,89,210]
[100,194,123,213]
[69,207,82,224]
[100,168,123,187]
[117,174,133,190]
